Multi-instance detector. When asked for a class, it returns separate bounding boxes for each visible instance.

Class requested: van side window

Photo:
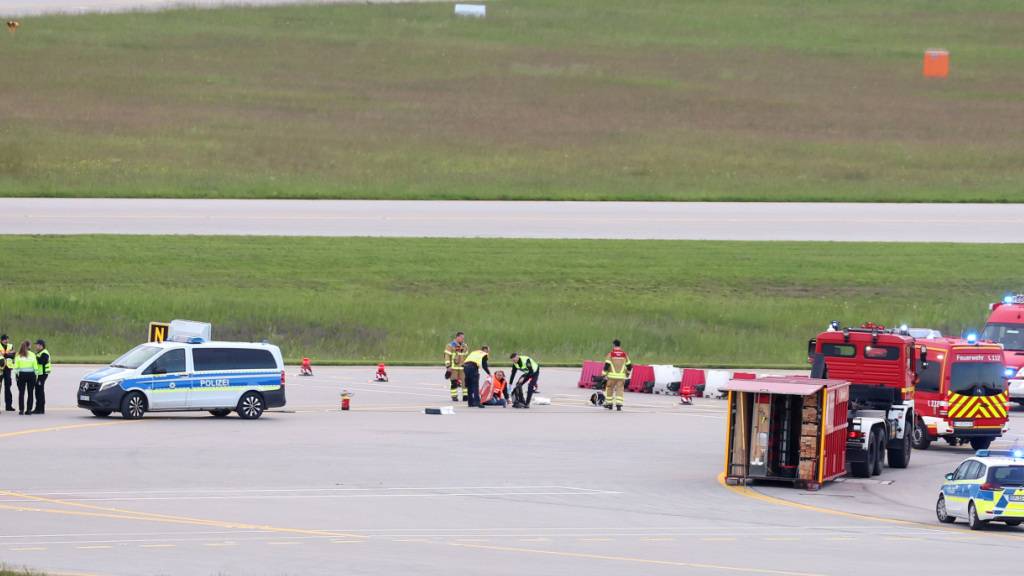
[194,348,277,371]
[144,349,186,375]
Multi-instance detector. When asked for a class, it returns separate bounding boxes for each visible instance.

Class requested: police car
[77,322,285,420]
[936,449,1024,529]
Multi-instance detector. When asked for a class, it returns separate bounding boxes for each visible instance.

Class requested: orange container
[923,49,949,78]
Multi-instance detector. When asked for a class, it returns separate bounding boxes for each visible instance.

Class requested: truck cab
[912,338,1008,451]
[809,323,917,478]
[984,295,1024,405]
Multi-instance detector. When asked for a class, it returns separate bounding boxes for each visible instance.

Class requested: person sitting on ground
[482,370,508,407]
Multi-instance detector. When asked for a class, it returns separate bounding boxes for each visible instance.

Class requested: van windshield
[950,362,1006,397]
[982,323,1024,351]
[111,345,163,369]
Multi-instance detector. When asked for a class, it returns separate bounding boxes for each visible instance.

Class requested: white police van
[77,321,286,420]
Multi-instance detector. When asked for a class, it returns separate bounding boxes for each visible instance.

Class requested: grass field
[0,235,1011,366]
[1,0,1022,201]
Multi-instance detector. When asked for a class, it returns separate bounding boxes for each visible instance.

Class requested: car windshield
[988,466,1024,486]
[982,323,1024,351]
[950,362,1006,397]
[110,345,163,369]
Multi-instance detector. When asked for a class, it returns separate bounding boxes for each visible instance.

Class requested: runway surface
[3,0,445,17]
[0,365,1021,576]
[3,198,1023,241]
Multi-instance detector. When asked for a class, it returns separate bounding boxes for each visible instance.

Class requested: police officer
[444,332,469,403]
[508,352,540,409]
[462,345,490,408]
[33,340,51,415]
[1,335,13,411]
[602,339,632,411]
[13,340,38,415]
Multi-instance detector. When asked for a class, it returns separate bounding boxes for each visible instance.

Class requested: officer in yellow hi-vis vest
[462,346,490,408]
[33,340,51,415]
[444,332,469,403]
[12,340,38,415]
[1,334,14,412]
[602,339,632,412]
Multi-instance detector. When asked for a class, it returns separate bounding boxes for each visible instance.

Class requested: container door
[749,393,772,477]
[915,352,945,425]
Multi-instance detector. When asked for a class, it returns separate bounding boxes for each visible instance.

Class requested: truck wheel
[851,438,874,478]
[887,417,913,469]
[120,392,146,420]
[872,433,885,476]
[970,437,993,451]
[936,496,956,524]
[912,419,931,450]
[968,502,987,531]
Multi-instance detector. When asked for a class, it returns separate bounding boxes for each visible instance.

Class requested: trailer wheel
[912,418,932,450]
[887,416,913,469]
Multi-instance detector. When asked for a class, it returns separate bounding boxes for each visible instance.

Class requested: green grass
[1,0,1022,201]
[0,236,1012,367]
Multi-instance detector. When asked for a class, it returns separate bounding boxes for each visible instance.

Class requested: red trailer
[723,377,850,490]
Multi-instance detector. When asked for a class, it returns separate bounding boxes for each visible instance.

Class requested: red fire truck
[983,294,1024,405]
[808,323,916,478]
[911,338,1009,451]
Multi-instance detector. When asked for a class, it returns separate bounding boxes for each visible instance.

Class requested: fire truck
[808,323,916,478]
[983,294,1024,404]
[911,337,1009,451]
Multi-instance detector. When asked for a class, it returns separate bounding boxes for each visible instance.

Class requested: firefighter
[1,335,13,412]
[33,340,50,415]
[462,345,490,408]
[508,352,540,408]
[444,332,469,403]
[602,339,631,411]
[12,340,37,415]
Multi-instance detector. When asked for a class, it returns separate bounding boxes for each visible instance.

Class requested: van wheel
[237,392,264,420]
[121,392,146,420]
[968,502,987,531]
[90,410,112,418]
[912,419,931,450]
[970,437,993,451]
[936,496,955,524]
[209,409,231,418]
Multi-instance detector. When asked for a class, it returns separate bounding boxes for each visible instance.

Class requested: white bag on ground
[533,396,551,405]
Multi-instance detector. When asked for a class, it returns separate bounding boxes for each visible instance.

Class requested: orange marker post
[923,49,949,78]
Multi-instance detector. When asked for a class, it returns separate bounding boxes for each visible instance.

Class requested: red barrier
[577,360,606,389]
[680,368,706,398]
[732,372,756,380]
[627,365,655,393]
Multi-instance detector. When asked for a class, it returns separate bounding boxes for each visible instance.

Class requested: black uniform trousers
[464,363,481,407]
[16,372,36,414]
[2,368,12,410]
[35,373,47,414]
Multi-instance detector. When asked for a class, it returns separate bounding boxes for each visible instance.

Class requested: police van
[77,321,286,420]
